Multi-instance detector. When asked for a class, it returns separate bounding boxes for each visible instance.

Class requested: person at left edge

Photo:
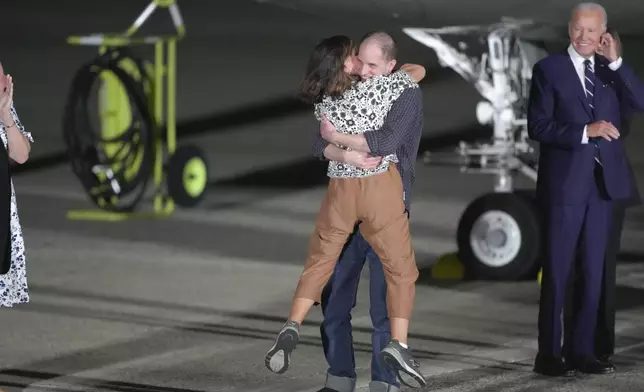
[0,62,33,309]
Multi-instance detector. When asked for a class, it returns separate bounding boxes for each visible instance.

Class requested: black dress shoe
[597,354,614,365]
[533,354,576,377]
[573,357,615,374]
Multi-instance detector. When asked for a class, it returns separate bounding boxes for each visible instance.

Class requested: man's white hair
[571,2,608,26]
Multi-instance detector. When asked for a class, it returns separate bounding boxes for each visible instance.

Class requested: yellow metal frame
[66,0,185,221]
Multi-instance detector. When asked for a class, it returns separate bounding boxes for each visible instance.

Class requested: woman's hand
[0,68,30,164]
[0,74,13,113]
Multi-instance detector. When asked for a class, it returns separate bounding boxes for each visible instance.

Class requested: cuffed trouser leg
[357,165,419,320]
[325,373,356,392]
[324,374,400,392]
[294,165,418,320]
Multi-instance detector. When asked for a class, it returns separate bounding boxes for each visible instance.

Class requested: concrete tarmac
[5,163,644,392]
[2,0,644,391]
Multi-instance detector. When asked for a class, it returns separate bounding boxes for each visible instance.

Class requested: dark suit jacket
[618,107,641,208]
[528,51,644,205]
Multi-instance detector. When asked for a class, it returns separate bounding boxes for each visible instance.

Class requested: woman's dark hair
[298,35,356,104]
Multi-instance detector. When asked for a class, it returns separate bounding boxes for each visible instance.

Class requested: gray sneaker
[265,320,300,373]
[379,340,426,388]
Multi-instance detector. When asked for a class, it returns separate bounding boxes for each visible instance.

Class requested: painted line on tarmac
[614,339,644,355]
[348,321,640,392]
[21,337,262,392]
[419,332,644,392]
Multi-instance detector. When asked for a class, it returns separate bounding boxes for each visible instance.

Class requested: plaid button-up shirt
[312,87,423,212]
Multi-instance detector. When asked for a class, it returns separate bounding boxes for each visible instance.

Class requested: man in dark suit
[565,26,642,370]
[528,2,644,377]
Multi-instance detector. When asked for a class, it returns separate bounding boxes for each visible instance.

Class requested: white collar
[568,44,595,67]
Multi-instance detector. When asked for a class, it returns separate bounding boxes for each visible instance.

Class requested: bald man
[312,31,424,392]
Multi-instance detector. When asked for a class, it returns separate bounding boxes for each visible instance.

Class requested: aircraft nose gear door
[403,19,550,280]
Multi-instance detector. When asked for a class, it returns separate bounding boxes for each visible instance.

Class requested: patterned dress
[314,69,419,179]
[0,104,32,307]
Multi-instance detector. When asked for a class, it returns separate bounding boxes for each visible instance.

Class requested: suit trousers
[566,202,625,358]
[293,164,419,320]
[539,165,613,358]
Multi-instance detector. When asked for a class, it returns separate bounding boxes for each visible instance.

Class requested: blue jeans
[320,230,399,391]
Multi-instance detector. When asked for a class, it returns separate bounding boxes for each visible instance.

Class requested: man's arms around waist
[312,87,423,168]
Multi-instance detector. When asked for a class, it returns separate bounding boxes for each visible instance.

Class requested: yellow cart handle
[68,0,185,46]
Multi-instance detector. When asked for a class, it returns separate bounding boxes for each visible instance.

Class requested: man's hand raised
[344,150,382,170]
[587,121,620,141]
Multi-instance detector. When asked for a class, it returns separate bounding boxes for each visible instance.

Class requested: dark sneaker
[265,320,300,373]
[379,340,426,388]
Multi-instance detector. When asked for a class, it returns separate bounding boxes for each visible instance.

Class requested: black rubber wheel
[456,191,542,280]
[62,48,154,212]
[167,145,209,208]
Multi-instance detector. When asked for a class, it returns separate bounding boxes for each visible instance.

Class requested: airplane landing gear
[456,192,541,280]
[403,20,552,280]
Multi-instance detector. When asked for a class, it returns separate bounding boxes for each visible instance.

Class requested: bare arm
[325,123,371,153]
[323,144,382,169]
[0,74,31,163]
[323,88,422,155]
[400,63,426,83]
[2,104,30,164]
[323,144,346,161]
[313,117,381,169]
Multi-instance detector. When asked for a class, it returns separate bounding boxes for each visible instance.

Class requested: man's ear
[387,59,396,74]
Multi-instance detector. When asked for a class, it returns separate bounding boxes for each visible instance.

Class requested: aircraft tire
[456,191,542,280]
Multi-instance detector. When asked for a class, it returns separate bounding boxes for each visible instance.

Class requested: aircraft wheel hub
[470,210,521,268]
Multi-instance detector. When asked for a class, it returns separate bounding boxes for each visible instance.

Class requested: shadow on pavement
[618,251,644,263]
[24,284,502,350]
[6,300,533,391]
[0,368,207,392]
[615,285,644,311]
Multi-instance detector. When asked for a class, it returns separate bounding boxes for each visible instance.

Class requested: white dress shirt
[567,44,623,143]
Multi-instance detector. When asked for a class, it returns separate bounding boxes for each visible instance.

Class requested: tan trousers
[294,164,419,320]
